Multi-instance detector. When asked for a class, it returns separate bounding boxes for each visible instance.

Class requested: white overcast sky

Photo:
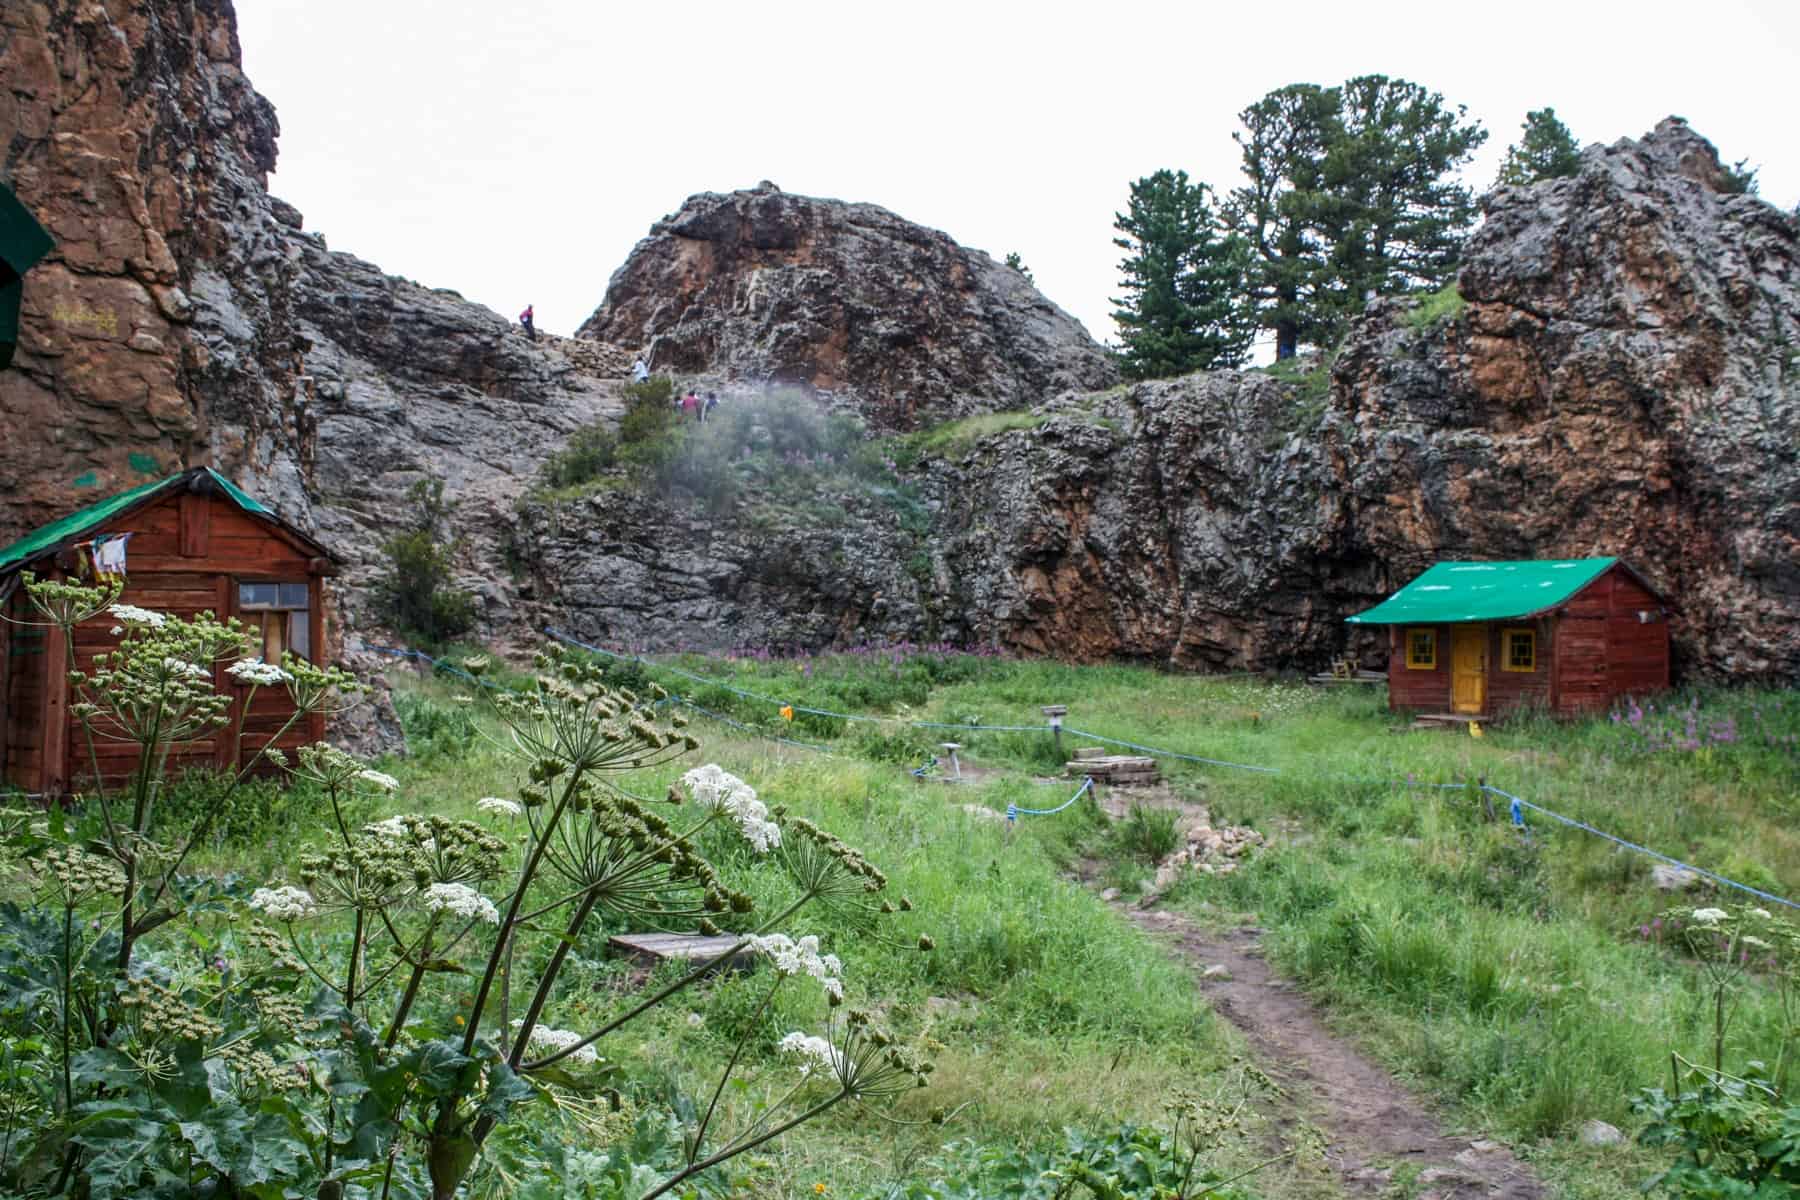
[236,0,1798,345]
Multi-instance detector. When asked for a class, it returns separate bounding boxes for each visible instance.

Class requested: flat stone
[1580,1119,1624,1146]
[1652,864,1699,891]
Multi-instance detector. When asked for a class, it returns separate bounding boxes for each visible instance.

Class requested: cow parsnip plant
[0,579,930,1200]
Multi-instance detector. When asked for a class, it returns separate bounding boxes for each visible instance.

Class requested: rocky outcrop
[577,183,1119,428]
[1328,118,1800,678]
[0,0,624,646]
[4,1,1795,686]
[0,0,279,536]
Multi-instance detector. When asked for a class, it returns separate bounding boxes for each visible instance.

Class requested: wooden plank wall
[1484,618,1553,714]
[54,492,320,789]
[2,591,46,792]
[1387,624,1452,711]
[1606,572,1670,697]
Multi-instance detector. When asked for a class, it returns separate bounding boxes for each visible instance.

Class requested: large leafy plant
[0,577,930,1199]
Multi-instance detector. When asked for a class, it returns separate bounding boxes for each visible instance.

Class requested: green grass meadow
[174,644,1799,1198]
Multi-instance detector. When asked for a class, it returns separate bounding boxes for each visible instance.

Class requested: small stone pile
[1152,816,1266,890]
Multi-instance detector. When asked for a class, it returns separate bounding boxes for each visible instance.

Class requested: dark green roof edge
[0,466,300,576]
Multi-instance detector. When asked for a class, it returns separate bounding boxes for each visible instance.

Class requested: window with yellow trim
[1405,628,1436,670]
[1502,627,1536,673]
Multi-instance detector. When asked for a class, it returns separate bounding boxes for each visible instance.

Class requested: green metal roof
[0,467,273,576]
[1345,558,1619,625]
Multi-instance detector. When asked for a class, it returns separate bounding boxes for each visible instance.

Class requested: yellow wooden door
[1452,625,1487,714]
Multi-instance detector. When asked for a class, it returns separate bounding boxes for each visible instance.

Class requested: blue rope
[1482,784,1800,911]
[1062,726,1282,775]
[1007,776,1094,822]
[910,756,939,778]
[672,695,837,755]
[398,632,1796,912]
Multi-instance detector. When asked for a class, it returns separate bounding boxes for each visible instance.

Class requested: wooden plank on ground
[609,933,754,971]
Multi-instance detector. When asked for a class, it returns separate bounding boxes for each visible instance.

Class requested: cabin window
[238,581,311,664]
[1502,627,1537,673]
[1405,628,1436,670]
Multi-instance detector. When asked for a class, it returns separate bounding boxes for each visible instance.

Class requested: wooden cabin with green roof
[0,467,338,796]
[1346,558,1671,719]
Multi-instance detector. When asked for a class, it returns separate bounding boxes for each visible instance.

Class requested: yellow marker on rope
[780,705,794,722]
[1468,721,1483,738]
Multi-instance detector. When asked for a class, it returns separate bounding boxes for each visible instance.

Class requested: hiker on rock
[704,392,719,421]
[681,391,700,423]
[632,357,649,382]
[519,304,536,341]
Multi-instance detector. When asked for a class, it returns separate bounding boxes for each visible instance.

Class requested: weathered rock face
[1328,118,1800,679]
[4,1,1795,688]
[577,183,1119,428]
[0,0,622,644]
[0,0,279,535]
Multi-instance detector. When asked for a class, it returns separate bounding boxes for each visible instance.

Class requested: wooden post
[1041,705,1067,760]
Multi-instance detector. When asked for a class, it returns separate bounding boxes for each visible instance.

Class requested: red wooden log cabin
[1345,558,1671,718]
[0,467,338,796]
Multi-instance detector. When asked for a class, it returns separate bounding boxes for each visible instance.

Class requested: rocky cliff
[4,0,1796,684]
[525,121,1800,680]
[0,0,620,641]
[1328,118,1800,678]
[577,183,1119,428]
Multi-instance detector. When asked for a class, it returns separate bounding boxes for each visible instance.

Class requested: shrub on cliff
[376,475,477,646]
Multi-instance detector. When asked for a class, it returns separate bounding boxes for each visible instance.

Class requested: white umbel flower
[249,885,317,921]
[228,658,292,687]
[513,1021,598,1064]
[1691,907,1729,924]
[476,796,523,818]
[422,882,499,925]
[778,1031,845,1079]
[108,604,166,628]
[162,657,211,682]
[682,764,781,853]
[358,769,400,793]
[748,933,844,1002]
[365,815,410,839]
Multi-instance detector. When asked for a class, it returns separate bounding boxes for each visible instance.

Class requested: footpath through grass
[505,643,1800,1198]
[174,641,1800,1197]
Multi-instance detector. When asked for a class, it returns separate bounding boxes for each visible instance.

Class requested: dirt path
[1123,905,1546,1199]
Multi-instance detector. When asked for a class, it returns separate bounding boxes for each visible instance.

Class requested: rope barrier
[1482,784,1800,912]
[385,631,1798,912]
[1007,776,1094,823]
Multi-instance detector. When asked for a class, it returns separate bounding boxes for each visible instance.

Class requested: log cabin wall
[1606,570,1671,698]
[1484,617,1553,714]
[3,486,332,794]
[1387,623,1453,710]
[1,590,46,791]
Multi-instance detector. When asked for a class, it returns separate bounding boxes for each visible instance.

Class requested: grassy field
[166,643,1798,1197]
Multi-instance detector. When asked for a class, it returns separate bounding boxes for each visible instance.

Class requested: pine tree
[1226,83,1339,360]
[1316,75,1487,336]
[1226,77,1486,358]
[1496,107,1582,187]
[1111,170,1254,379]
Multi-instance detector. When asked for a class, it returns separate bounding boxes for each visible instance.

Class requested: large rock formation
[577,183,1119,428]
[4,0,1795,685]
[0,0,620,642]
[1328,118,1800,678]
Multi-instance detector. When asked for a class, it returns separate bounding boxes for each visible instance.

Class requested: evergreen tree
[1225,83,1339,360]
[1316,75,1487,336]
[1496,107,1582,187]
[1226,77,1486,358]
[1111,170,1254,379]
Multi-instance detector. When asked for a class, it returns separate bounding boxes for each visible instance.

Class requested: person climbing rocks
[681,390,700,423]
[631,357,649,383]
[519,304,536,341]
[704,392,719,421]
